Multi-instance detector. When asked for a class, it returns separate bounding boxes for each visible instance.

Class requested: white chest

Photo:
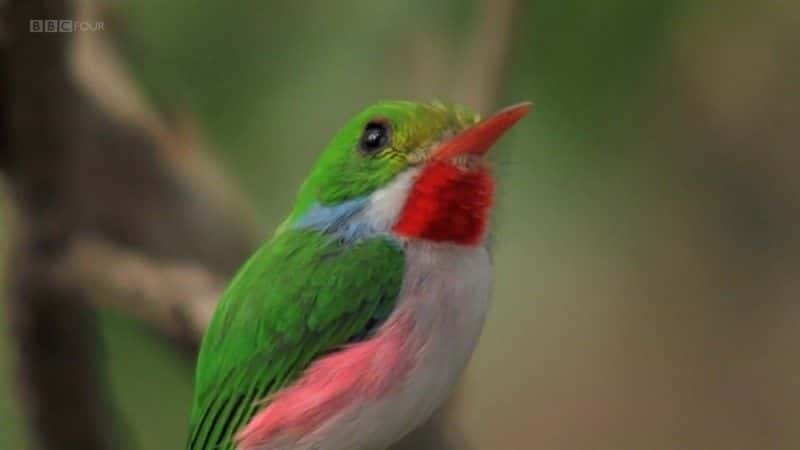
[311,242,493,450]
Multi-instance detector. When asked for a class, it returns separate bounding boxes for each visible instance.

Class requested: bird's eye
[359,120,391,155]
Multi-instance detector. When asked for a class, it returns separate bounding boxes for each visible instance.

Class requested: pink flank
[236,313,416,449]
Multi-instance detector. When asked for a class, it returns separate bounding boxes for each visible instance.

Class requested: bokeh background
[2,0,799,449]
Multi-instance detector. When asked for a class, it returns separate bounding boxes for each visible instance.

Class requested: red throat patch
[393,161,494,246]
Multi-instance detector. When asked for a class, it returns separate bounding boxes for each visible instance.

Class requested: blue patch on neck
[293,197,382,242]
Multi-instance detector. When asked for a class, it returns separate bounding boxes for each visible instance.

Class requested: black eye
[359,121,391,155]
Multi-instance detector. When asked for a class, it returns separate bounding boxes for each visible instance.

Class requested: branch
[2,0,123,448]
[61,236,223,346]
[2,1,257,448]
[457,0,521,112]
[64,0,261,274]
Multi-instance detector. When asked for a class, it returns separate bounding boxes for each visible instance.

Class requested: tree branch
[457,0,521,112]
[61,236,223,347]
[2,0,258,448]
[2,0,122,448]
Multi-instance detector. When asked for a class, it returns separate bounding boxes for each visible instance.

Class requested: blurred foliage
[3,0,799,449]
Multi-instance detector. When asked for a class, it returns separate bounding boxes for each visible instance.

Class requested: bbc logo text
[29,20,105,33]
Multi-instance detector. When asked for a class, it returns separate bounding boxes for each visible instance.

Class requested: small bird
[186,100,530,450]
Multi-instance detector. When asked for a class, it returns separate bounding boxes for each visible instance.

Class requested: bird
[185,100,530,450]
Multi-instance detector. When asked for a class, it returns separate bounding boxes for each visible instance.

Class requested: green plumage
[187,229,404,450]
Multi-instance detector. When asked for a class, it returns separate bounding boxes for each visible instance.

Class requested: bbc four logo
[29,20,104,33]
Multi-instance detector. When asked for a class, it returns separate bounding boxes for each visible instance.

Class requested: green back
[186,229,404,450]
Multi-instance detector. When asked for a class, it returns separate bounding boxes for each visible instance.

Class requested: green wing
[186,229,405,450]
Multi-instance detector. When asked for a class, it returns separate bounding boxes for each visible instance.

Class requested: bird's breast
[239,241,492,450]
[309,241,492,450]
[386,241,494,428]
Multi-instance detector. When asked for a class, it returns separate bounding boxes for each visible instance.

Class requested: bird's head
[283,100,530,246]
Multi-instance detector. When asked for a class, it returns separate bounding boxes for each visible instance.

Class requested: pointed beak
[433,102,532,162]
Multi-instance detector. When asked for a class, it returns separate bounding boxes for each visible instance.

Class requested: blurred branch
[65,0,261,272]
[2,0,121,448]
[1,0,259,449]
[61,236,223,347]
[457,0,522,112]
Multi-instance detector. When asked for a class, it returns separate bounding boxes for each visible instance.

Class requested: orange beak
[433,102,532,161]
